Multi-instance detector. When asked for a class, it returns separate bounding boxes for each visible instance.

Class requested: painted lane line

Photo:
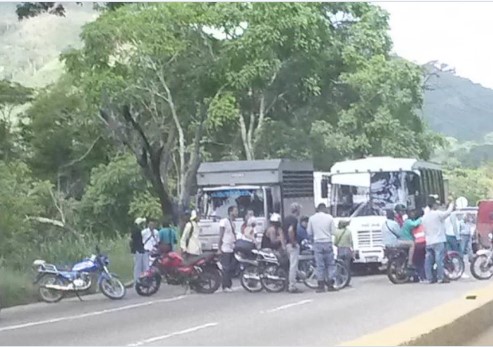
[261,299,313,314]
[0,296,186,333]
[127,323,219,346]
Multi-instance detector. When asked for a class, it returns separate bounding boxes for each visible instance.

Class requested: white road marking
[127,322,219,346]
[0,296,185,333]
[261,299,313,313]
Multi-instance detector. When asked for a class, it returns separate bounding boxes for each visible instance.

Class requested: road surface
[0,274,490,346]
[467,326,493,345]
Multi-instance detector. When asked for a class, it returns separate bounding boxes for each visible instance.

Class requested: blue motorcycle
[33,246,126,303]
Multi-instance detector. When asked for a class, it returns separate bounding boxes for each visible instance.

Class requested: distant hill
[421,62,493,142]
[0,2,97,88]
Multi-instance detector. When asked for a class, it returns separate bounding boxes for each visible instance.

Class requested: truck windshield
[330,184,371,217]
[199,188,265,221]
[330,171,419,217]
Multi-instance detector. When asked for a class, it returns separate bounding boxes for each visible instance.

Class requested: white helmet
[134,217,146,226]
[269,213,281,223]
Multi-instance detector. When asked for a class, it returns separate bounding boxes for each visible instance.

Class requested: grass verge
[0,236,133,309]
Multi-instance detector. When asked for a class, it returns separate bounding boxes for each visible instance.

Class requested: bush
[0,236,133,309]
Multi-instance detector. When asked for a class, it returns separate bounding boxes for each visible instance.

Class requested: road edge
[339,281,493,346]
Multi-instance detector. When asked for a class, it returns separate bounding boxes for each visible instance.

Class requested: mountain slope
[421,63,493,141]
[0,2,97,88]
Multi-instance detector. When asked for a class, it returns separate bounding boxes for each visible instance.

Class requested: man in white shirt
[218,206,238,292]
[141,219,159,269]
[445,214,459,252]
[422,196,454,284]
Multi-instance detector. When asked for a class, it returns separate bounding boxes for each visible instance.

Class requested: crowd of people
[130,194,474,293]
[129,202,354,294]
[382,195,476,284]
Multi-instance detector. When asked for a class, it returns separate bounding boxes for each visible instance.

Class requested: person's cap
[247,217,257,226]
[190,210,198,221]
[134,217,146,225]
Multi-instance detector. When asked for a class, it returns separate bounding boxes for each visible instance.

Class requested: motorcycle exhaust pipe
[243,274,260,281]
[44,283,92,291]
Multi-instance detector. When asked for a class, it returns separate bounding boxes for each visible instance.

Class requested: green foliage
[20,76,110,197]
[0,161,49,265]
[129,191,163,222]
[446,166,493,206]
[80,154,150,235]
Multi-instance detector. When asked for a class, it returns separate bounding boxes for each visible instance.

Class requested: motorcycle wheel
[38,274,65,303]
[470,254,493,280]
[333,260,351,290]
[240,265,263,293]
[135,274,161,297]
[301,260,318,290]
[99,276,126,300]
[444,253,464,281]
[387,258,410,284]
[260,265,287,293]
[194,268,221,294]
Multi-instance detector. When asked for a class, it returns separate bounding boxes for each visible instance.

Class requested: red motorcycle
[135,251,222,296]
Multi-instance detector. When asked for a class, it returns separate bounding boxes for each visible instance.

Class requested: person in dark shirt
[284,202,302,293]
[297,216,310,245]
[130,217,147,284]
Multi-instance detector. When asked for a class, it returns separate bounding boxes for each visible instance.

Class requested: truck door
[263,187,274,217]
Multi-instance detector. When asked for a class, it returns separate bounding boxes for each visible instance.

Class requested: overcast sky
[376,1,493,89]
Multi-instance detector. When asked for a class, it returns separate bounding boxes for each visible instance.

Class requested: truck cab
[328,157,445,267]
[196,159,315,251]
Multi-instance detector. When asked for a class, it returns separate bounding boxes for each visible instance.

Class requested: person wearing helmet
[394,203,406,227]
[261,213,284,251]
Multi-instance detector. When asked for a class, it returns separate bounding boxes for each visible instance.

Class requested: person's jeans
[313,242,335,283]
[460,235,472,260]
[220,252,236,289]
[425,242,446,282]
[446,236,460,252]
[413,243,426,281]
[133,252,150,283]
[286,244,300,291]
[337,247,353,271]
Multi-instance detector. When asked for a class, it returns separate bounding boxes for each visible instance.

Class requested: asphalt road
[0,273,490,346]
[467,326,493,345]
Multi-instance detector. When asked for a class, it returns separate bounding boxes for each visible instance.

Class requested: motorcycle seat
[181,253,213,267]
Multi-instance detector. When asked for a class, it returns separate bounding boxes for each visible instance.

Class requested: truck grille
[357,229,383,248]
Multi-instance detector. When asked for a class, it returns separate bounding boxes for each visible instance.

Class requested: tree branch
[60,136,102,169]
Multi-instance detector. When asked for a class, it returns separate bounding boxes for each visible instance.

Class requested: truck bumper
[353,248,386,265]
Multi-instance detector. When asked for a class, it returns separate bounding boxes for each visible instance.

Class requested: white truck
[196,159,316,251]
[327,157,445,269]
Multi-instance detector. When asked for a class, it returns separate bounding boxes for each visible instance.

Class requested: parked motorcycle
[235,247,287,293]
[235,240,350,293]
[297,241,351,291]
[135,251,222,296]
[470,232,493,280]
[33,246,126,303]
[386,247,464,284]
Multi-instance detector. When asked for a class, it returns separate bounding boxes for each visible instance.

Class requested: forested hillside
[422,62,493,142]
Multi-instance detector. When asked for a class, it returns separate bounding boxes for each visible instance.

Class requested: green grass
[0,236,133,309]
